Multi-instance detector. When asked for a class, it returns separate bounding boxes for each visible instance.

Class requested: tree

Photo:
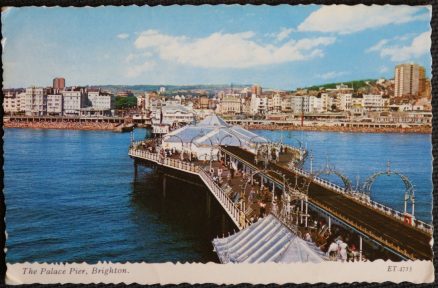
[115,96,137,109]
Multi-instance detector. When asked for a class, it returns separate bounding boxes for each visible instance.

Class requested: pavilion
[161,114,268,161]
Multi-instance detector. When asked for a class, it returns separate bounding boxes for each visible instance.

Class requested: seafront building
[395,63,426,97]
[25,87,48,116]
[62,90,85,116]
[3,89,25,114]
[3,79,115,117]
[47,94,63,116]
[2,62,432,126]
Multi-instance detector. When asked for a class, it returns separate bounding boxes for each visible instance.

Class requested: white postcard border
[6,261,435,285]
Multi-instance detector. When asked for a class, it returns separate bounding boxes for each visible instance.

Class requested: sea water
[4,128,432,263]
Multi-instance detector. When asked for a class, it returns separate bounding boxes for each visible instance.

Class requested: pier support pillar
[162,175,167,198]
[328,216,331,233]
[221,213,227,235]
[300,199,304,224]
[305,196,308,228]
[359,236,363,261]
[134,161,138,180]
[206,192,211,218]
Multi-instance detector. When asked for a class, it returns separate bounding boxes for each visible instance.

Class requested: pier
[129,115,432,262]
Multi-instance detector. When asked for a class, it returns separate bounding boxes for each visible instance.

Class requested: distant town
[3,63,432,133]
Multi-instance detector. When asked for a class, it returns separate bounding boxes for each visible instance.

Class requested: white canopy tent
[212,214,327,263]
[161,114,268,160]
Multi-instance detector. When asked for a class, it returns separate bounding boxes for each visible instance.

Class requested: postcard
[2,4,434,285]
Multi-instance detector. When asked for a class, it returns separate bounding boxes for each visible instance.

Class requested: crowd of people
[297,212,371,262]
[134,139,380,262]
[5,119,117,131]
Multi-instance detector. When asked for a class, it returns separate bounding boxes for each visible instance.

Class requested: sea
[4,128,433,263]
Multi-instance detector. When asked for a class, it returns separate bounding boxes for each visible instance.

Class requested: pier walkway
[129,140,432,261]
[220,146,433,260]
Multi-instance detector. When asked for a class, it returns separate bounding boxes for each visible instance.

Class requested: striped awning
[212,214,327,263]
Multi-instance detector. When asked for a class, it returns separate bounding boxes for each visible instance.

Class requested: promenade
[243,123,431,134]
[4,119,117,130]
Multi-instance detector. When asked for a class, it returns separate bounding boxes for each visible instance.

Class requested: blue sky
[2,5,431,90]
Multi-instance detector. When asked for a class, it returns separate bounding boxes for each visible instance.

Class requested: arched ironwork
[313,166,353,193]
[219,133,242,146]
[361,163,415,216]
[287,133,304,148]
[241,168,305,201]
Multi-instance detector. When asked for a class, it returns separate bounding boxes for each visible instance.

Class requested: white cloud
[298,5,429,34]
[125,51,153,63]
[268,27,294,41]
[367,31,431,62]
[317,71,348,80]
[117,33,129,40]
[379,66,389,73]
[126,61,156,78]
[366,39,389,53]
[133,29,335,69]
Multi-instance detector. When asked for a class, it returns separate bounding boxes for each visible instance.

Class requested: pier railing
[311,197,417,260]
[276,142,307,163]
[198,169,248,230]
[289,166,433,234]
[129,148,199,174]
[129,146,248,230]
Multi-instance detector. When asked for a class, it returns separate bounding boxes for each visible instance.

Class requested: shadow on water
[130,165,233,263]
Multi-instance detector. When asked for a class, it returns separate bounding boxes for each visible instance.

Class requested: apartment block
[62,90,85,116]
[47,94,63,115]
[25,87,48,116]
[395,63,426,97]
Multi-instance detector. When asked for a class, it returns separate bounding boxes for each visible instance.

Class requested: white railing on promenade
[289,166,433,234]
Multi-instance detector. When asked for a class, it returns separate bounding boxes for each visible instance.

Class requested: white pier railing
[129,147,247,230]
[129,148,199,174]
[290,166,433,234]
[198,169,247,230]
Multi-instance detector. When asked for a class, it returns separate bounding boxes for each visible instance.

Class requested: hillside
[304,79,378,91]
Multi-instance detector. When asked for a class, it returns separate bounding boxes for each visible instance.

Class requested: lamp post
[189,132,205,162]
[201,136,214,171]
[310,150,314,174]
[165,134,185,161]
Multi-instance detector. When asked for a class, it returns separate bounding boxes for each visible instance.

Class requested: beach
[243,124,432,134]
[4,119,117,131]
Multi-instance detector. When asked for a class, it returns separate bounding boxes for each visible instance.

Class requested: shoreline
[4,121,432,134]
[4,121,117,131]
[243,124,431,134]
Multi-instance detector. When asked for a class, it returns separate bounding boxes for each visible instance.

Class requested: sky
[1,5,432,90]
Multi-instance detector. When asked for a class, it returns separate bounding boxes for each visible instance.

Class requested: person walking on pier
[326,241,339,260]
[339,240,348,262]
[249,188,255,204]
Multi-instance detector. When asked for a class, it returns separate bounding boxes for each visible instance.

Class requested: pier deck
[221,146,433,260]
[129,140,432,260]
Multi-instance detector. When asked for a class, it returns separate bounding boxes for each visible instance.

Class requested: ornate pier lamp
[189,131,205,162]
[310,150,314,174]
[164,134,185,160]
